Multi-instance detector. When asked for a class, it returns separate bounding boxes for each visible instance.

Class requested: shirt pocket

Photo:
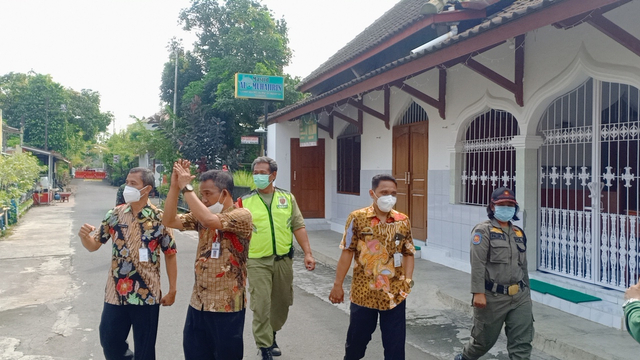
[489,240,510,264]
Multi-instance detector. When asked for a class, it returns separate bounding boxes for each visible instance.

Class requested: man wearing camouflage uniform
[455,187,533,360]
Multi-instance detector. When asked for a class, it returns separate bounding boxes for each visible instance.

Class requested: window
[337,124,361,194]
[461,110,519,205]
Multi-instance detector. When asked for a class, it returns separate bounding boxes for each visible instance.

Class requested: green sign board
[299,113,318,147]
[235,73,284,100]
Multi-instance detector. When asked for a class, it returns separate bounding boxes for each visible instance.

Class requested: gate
[538,78,640,290]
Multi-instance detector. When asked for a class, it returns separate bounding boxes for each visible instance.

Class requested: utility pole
[173,47,179,129]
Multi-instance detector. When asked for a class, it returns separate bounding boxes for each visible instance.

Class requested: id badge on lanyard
[393,238,402,267]
[211,230,221,258]
[140,247,149,262]
[211,242,220,258]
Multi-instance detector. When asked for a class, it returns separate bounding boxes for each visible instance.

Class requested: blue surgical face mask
[494,206,516,222]
[253,174,271,190]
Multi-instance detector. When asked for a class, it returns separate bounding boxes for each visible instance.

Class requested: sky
[0,0,398,132]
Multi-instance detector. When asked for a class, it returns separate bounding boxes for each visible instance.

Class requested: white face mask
[207,191,225,214]
[375,194,397,213]
[123,185,145,204]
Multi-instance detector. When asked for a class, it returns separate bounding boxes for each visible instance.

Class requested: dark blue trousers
[183,305,246,360]
[99,303,160,360]
[344,301,406,360]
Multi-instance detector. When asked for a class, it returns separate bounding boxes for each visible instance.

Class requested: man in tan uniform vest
[455,187,533,360]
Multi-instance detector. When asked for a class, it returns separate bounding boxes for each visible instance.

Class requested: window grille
[538,78,640,290]
[461,110,519,206]
[400,102,429,125]
[337,123,361,194]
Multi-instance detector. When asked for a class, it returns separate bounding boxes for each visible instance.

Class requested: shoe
[454,354,468,360]
[260,347,273,360]
[270,331,281,356]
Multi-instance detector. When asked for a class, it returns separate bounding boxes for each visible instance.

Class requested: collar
[490,218,512,231]
[221,204,237,213]
[365,206,406,223]
[123,200,154,214]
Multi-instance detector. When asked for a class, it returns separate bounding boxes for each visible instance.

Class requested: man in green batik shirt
[624,277,640,343]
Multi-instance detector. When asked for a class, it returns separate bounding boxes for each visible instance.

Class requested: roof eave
[272,0,622,124]
[297,9,488,93]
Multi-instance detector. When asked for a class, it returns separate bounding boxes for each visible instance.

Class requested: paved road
[0,179,433,360]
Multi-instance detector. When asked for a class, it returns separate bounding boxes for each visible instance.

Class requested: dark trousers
[183,305,246,360]
[99,303,160,360]
[344,301,406,360]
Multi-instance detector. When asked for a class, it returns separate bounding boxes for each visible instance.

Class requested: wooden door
[290,138,325,218]
[393,122,428,240]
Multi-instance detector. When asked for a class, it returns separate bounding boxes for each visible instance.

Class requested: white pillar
[510,135,544,271]
[448,143,464,204]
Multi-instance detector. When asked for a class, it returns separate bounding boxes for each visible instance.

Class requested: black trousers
[99,303,160,360]
[344,301,406,360]
[183,305,246,360]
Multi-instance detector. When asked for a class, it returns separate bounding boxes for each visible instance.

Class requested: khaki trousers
[247,256,294,348]
[463,287,534,360]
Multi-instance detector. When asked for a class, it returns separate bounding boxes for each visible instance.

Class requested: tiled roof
[297,0,433,89]
[270,0,562,121]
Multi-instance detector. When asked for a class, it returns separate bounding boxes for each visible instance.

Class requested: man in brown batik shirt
[163,160,252,360]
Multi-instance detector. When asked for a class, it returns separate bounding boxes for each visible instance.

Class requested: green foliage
[103,129,140,186]
[232,170,256,189]
[55,162,72,190]
[0,152,46,206]
[0,71,112,163]
[157,0,306,168]
[127,115,180,167]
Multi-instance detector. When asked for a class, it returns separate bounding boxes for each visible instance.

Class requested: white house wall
[270,1,640,274]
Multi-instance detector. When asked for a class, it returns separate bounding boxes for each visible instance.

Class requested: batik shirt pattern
[340,206,415,310]
[179,205,252,312]
[96,202,176,306]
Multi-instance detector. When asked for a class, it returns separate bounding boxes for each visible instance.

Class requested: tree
[157,0,304,167]
[0,152,46,206]
[0,72,113,162]
[103,129,140,186]
[160,39,204,115]
[177,95,244,170]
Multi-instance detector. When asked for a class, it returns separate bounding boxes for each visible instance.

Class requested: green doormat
[529,279,602,303]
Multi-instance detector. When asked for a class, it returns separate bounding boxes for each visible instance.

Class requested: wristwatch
[181,184,194,194]
[406,278,414,288]
[623,298,640,308]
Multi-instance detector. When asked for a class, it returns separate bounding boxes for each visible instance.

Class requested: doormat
[529,279,601,303]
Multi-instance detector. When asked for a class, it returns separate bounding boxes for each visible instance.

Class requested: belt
[274,247,294,261]
[485,280,526,295]
[274,254,288,261]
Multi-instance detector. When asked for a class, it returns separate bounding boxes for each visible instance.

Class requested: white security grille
[400,101,429,125]
[461,110,519,206]
[538,79,640,290]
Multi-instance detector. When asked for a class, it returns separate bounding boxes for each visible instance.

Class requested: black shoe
[454,354,469,360]
[270,331,281,356]
[260,347,273,360]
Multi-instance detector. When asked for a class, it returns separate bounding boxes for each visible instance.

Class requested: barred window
[337,123,361,194]
[461,110,519,205]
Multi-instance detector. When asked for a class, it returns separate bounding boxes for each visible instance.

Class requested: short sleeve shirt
[339,206,415,310]
[179,205,252,312]
[95,202,176,306]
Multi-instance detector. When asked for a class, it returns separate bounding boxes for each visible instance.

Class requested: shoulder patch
[472,231,482,245]
[514,227,523,237]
